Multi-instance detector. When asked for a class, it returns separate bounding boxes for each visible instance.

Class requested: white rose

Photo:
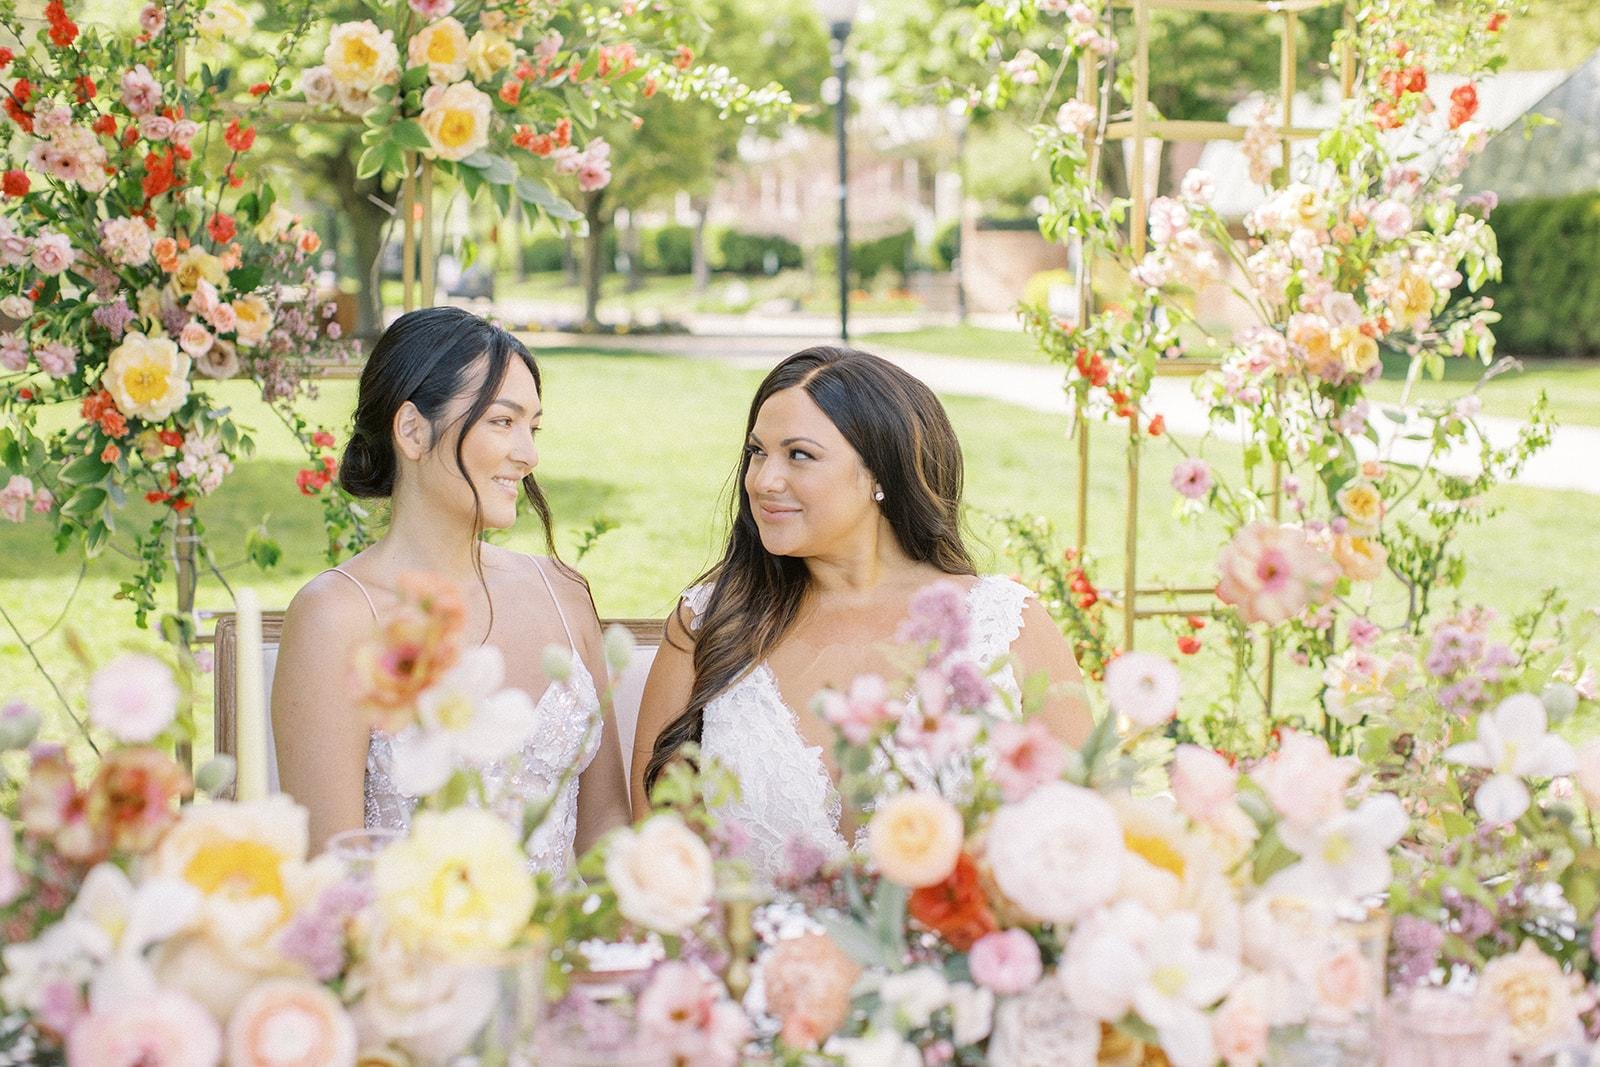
[986,781,1123,923]
[949,982,994,1046]
[603,814,714,934]
[988,977,1102,1067]
[828,1030,921,1067]
[878,967,950,1028]
[349,929,495,1063]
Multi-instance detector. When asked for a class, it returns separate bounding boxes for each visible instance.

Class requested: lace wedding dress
[689,576,1031,884]
[328,560,602,878]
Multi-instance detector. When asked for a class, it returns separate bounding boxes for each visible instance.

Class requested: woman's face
[412,356,541,530]
[744,385,878,558]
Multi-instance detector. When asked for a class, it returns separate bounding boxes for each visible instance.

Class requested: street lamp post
[816,0,860,343]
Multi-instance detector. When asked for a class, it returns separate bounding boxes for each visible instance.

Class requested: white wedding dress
[328,559,602,877]
[687,576,1031,884]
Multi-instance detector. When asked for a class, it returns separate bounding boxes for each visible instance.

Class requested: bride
[631,346,1091,882]
[272,306,630,864]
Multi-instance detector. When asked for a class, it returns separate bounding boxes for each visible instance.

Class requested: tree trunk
[562,232,579,286]
[582,191,609,330]
[690,194,711,294]
[325,139,391,340]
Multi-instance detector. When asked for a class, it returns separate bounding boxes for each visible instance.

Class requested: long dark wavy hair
[340,306,573,622]
[642,346,975,794]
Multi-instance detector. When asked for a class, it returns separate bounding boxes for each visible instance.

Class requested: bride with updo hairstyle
[272,306,629,866]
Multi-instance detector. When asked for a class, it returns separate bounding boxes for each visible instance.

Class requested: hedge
[718,230,803,275]
[1480,193,1600,357]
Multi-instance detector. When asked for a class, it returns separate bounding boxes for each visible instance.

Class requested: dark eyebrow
[781,436,825,449]
[491,399,541,417]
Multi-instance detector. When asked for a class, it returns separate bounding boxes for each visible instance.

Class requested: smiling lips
[491,475,522,496]
[757,500,800,521]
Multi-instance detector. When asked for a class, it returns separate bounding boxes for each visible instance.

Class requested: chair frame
[207,612,665,760]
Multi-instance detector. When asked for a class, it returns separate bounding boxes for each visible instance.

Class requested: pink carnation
[31,232,76,276]
[1,475,33,523]
[989,718,1067,802]
[67,988,221,1067]
[120,65,162,116]
[34,340,76,378]
[1215,520,1338,626]
[969,929,1043,996]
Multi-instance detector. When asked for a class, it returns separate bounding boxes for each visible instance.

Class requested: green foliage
[852,230,915,286]
[649,225,696,274]
[1478,193,1600,357]
[933,219,959,271]
[717,229,802,274]
[523,234,569,274]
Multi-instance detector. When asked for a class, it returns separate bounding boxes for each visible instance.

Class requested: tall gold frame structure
[1071,0,1354,709]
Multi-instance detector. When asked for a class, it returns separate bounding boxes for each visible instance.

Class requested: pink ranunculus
[0,475,30,523]
[577,159,611,192]
[1252,729,1357,830]
[1215,521,1339,627]
[0,295,30,320]
[87,653,180,743]
[1169,744,1238,823]
[31,232,76,277]
[178,321,214,358]
[969,929,1043,996]
[990,718,1068,802]
[121,64,163,116]
[0,220,29,267]
[67,987,221,1067]
[0,331,27,372]
[139,5,166,35]
[1171,457,1213,500]
[140,114,175,142]
[34,341,76,379]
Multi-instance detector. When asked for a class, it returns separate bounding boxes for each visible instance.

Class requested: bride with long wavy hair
[631,345,1090,880]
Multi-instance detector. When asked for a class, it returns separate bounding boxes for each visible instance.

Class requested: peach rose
[868,791,964,889]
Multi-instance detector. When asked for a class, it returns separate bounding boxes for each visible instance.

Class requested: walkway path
[519,329,1600,496]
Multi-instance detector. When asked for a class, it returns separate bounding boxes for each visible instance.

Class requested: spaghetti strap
[530,556,577,652]
[322,566,378,623]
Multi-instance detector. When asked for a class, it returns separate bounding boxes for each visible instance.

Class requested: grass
[4,349,1598,761]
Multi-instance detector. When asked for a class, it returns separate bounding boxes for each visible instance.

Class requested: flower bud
[541,644,572,684]
[1542,682,1580,724]
[0,701,40,750]
[602,624,633,678]
[195,754,237,797]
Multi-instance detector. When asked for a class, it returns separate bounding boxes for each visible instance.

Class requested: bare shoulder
[504,549,599,626]
[282,570,377,638]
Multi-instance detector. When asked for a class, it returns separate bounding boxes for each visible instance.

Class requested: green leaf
[228,264,264,293]
[489,181,512,216]
[515,177,581,222]
[59,454,111,485]
[460,151,516,185]
[59,487,107,521]
[400,65,430,92]
[390,119,433,151]
[355,144,386,181]
[458,163,485,200]
[370,83,398,103]
[84,521,111,558]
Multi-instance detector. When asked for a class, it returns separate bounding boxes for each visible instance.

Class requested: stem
[0,597,99,755]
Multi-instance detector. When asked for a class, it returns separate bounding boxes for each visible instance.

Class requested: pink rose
[34,341,76,378]
[990,718,1067,802]
[1171,457,1213,500]
[139,5,166,35]
[968,929,1043,996]
[31,232,76,276]
[121,64,162,115]
[204,301,237,333]
[67,988,221,1067]
[1,475,32,523]
[178,321,214,357]
[0,295,32,320]
[140,114,175,142]
[171,119,198,146]
[1170,744,1238,823]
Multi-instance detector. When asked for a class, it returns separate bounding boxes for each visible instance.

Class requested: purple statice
[277,877,372,981]
[91,299,135,340]
[777,835,829,886]
[158,300,189,340]
[898,580,970,661]
[945,658,993,712]
[1390,915,1445,988]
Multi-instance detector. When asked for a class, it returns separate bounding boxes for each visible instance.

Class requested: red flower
[2,169,28,197]
[643,77,658,99]
[1078,591,1098,609]
[171,497,192,511]
[92,114,116,136]
[553,117,571,147]
[45,1,78,47]
[100,443,121,463]
[74,76,95,101]
[1487,12,1507,31]
[5,78,34,132]
[85,749,189,855]
[311,431,335,448]
[223,119,256,153]
[674,45,694,70]
[0,48,13,68]
[158,429,183,448]
[1186,615,1207,630]
[1147,414,1166,437]
[207,212,236,245]
[1448,83,1478,129]
[296,468,330,495]
[1372,100,1401,131]
[1404,66,1427,94]
[17,388,32,400]
[1176,635,1201,655]
[498,80,521,105]
[144,490,169,504]
[908,854,997,951]
[248,82,271,97]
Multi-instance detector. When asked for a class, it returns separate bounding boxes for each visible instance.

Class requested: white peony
[986,781,1123,923]
[604,814,714,934]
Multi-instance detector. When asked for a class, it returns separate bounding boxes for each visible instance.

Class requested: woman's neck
[803,521,924,596]
[370,491,482,584]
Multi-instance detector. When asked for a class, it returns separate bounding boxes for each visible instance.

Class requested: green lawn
[4,349,1598,761]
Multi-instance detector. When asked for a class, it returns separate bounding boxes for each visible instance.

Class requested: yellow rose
[1330,323,1379,376]
[198,1,252,42]
[418,81,492,162]
[1332,534,1387,582]
[1479,940,1581,1057]
[467,31,517,82]
[254,203,295,244]
[104,331,192,421]
[231,294,274,348]
[1335,480,1384,534]
[168,247,226,298]
[409,17,470,85]
[1388,267,1435,328]
[868,791,963,888]
[325,20,401,94]
[373,808,535,961]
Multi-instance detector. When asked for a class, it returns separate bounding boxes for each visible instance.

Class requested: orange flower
[763,933,860,1048]
[908,852,998,950]
[153,236,179,271]
[85,748,190,855]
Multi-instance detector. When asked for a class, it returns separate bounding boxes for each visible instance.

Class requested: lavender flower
[898,581,970,661]
[1390,915,1444,988]
[92,300,135,340]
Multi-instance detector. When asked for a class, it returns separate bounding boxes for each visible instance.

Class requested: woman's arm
[556,568,631,854]
[1009,597,1095,748]
[272,575,376,854]
[628,605,697,817]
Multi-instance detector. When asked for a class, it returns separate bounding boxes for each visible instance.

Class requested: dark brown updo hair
[340,305,559,559]
[642,346,975,794]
